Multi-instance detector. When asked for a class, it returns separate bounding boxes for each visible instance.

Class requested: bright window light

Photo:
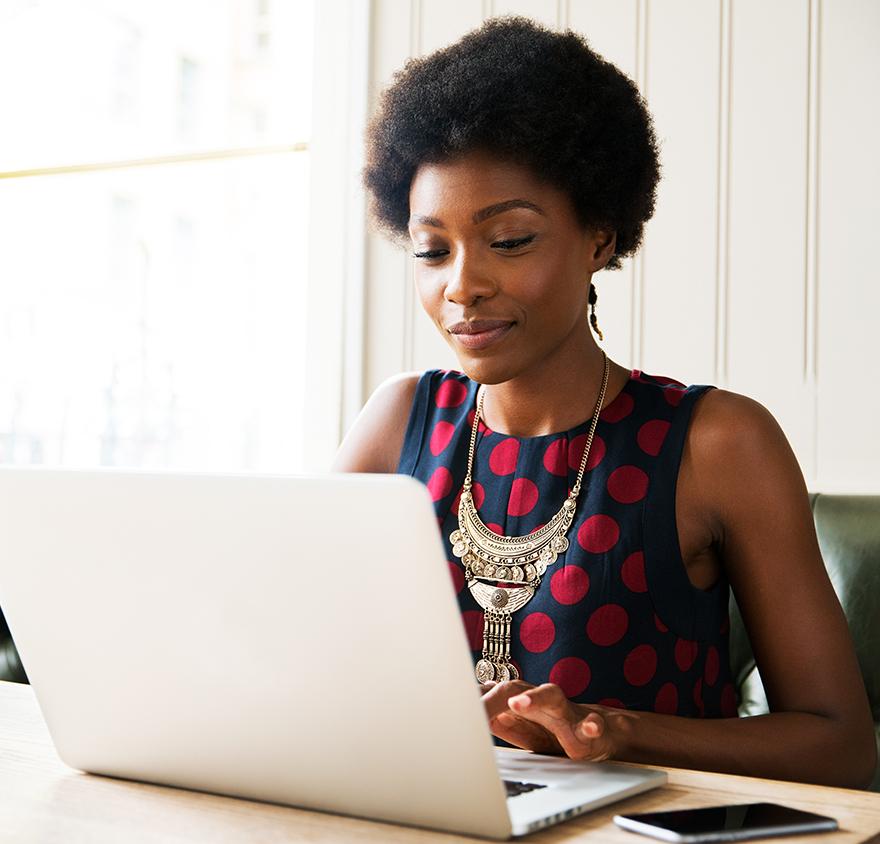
[0,0,315,473]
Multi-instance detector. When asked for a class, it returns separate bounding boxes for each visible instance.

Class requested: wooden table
[1,681,878,843]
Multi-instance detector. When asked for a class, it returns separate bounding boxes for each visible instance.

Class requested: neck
[478,332,629,437]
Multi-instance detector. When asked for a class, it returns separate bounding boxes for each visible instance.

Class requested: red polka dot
[693,677,705,717]
[664,387,685,407]
[637,420,671,457]
[621,552,647,593]
[448,562,464,594]
[675,638,699,672]
[568,433,606,472]
[543,438,568,476]
[607,465,649,504]
[654,682,678,715]
[486,522,503,535]
[624,644,657,686]
[598,698,627,709]
[435,379,467,408]
[704,646,720,686]
[549,657,591,698]
[427,467,453,502]
[451,482,485,515]
[489,437,520,475]
[429,421,455,456]
[720,682,738,717]
[550,565,590,605]
[507,477,539,517]
[654,613,669,633]
[520,612,556,653]
[577,514,620,553]
[600,391,634,423]
[462,610,484,651]
[587,604,629,646]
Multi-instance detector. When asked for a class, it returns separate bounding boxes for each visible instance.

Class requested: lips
[447,319,515,351]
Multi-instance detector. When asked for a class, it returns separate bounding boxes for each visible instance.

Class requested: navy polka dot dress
[397,369,737,718]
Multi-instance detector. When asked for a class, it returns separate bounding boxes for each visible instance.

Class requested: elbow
[852,737,878,791]
[834,721,877,790]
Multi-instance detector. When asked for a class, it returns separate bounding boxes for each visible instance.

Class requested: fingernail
[578,720,597,737]
[510,694,530,708]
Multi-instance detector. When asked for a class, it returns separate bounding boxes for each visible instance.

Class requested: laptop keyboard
[503,779,548,798]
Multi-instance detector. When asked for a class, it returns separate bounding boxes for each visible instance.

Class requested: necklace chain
[461,350,609,543]
[451,352,610,684]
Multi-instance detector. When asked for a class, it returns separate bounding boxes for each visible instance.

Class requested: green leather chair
[0,608,26,684]
[730,494,880,791]
[1,494,877,787]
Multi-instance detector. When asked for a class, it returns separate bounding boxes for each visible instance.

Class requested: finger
[488,712,562,755]
[575,711,604,741]
[482,680,536,720]
[507,686,609,760]
[508,683,571,719]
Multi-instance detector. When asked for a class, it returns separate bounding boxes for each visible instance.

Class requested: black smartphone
[613,802,838,843]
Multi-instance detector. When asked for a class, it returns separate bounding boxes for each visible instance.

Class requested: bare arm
[332,373,421,474]
[484,391,876,788]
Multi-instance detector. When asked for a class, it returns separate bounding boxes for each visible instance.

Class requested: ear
[589,229,617,272]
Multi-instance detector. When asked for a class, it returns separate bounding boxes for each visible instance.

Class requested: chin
[452,354,521,386]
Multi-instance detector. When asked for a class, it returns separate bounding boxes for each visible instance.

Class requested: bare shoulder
[688,390,799,474]
[332,372,422,474]
[687,388,787,457]
[683,387,812,549]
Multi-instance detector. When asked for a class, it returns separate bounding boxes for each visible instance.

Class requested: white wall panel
[489,0,560,26]
[640,0,719,387]
[421,0,483,49]
[816,0,880,491]
[365,0,417,393]
[725,0,815,482]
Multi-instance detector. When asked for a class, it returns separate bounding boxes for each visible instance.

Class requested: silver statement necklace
[450,352,610,683]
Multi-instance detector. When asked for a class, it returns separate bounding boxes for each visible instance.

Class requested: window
[0,0,321,473]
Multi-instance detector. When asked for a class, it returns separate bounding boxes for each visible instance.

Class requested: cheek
[414,268,444,317]
[514,263,584,319]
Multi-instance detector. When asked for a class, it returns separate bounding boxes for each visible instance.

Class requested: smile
[447,321,515,351]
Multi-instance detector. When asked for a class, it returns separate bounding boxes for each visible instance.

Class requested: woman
[333,17,875,787]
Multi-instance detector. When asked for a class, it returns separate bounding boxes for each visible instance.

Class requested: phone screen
[614,802,838,842]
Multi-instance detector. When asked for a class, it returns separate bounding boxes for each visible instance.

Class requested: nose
[443,250,496,307]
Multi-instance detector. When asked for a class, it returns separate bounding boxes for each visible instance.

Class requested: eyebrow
[408,198,546,229]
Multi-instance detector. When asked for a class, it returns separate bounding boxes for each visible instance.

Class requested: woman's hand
[481,680,626,761]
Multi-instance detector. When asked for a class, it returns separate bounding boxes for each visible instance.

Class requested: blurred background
[1,0,878,491]
[1,0,314,473]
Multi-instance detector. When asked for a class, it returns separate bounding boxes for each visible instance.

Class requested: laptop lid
[0,468,512,839]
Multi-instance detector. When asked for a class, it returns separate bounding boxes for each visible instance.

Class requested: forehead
[408,152,572,223]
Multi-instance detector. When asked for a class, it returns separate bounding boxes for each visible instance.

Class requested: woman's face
[407,151,613,385]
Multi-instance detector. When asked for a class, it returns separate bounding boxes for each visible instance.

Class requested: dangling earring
[588,282,604,341]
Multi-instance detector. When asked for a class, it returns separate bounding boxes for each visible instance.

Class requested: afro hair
[363,16,661,270]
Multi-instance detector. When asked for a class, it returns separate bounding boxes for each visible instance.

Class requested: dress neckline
[470,369,640,444]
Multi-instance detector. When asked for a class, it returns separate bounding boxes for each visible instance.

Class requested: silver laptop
[0,467,665,839]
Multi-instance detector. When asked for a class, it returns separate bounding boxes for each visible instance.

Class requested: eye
[412,248,449,260]
[491,234,536,250]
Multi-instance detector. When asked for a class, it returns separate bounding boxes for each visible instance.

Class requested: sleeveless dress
[397,368,737,719]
